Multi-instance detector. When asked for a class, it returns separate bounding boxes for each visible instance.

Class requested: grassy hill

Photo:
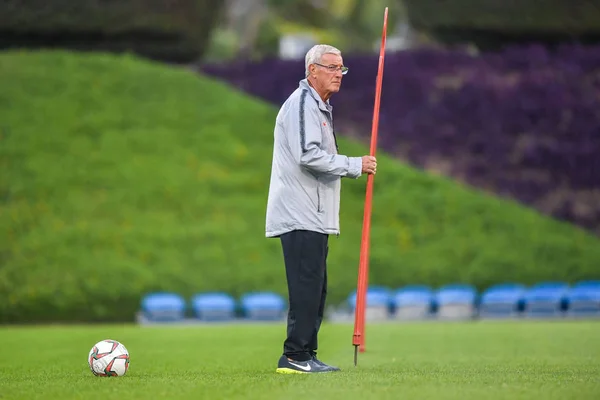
[1,50,599,323]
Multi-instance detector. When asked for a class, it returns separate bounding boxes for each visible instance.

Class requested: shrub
[1,50,599,323]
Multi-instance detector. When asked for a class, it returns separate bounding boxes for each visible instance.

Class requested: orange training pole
[352,6,388,366]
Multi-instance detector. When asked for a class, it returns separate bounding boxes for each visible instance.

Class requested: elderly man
[265,44,377,374]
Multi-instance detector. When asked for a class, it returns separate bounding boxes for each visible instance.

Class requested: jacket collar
[299,78,332,113]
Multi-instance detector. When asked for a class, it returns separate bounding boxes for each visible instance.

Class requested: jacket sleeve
[285,91,363,179]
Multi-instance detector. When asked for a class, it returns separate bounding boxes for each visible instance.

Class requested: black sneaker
[275,355,331,374]
[312,355,341,372]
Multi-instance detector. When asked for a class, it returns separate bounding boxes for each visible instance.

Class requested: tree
[0,0,225,63]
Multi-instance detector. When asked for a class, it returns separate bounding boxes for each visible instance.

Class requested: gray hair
[305,44,342,77]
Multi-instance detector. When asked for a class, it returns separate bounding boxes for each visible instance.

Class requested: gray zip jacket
[265,79,363,237]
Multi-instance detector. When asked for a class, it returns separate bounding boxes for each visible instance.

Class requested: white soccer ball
[88,339,130,377]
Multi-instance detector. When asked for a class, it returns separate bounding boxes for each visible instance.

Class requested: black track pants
[279,229,329,361]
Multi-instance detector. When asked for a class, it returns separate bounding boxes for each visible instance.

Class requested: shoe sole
[276,367,336,374]
[275,367,309,374]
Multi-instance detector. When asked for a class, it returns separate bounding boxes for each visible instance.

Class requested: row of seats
[346,281,600,320]
[138,291,287,323]
[137,280,600,323]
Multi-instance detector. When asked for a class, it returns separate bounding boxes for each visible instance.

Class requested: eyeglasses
[314,63,349,75]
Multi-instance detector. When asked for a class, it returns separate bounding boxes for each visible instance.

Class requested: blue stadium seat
[565,280,600,318]
[434,284,477,320]
[190,292,236,321]
[523,281,569,318]
[392,285,433,320]
[240,292,286,321]
[347,285,393,321]
[140,292,186,322]
[479,283,526,319]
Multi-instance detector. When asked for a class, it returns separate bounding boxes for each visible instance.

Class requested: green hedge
[1,50,600,323]
[403,0,600,32]
[402,0,600,48]
[0,0,223,62]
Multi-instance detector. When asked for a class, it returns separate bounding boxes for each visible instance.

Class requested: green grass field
[1,321,598,399]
